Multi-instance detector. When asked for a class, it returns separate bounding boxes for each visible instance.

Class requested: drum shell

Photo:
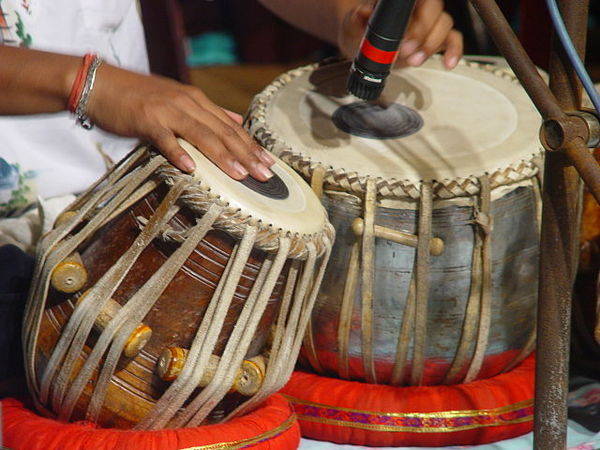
[300,182,539,385]
[35,183,285,428]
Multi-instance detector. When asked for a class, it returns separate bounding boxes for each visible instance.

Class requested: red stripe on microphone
[360,39,397,64]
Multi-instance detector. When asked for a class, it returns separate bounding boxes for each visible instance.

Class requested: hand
[338,0,463,70]
[85,65,275,180]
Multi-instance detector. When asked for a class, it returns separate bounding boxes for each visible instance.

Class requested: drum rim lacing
[246,56,543,201]
[155,147,334,260]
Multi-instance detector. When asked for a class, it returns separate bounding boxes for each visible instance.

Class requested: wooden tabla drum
[23,141,333,429]
[248,58,543,386]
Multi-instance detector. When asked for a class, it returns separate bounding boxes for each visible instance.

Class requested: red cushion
[281,354,535,447]
[1,394,300,450]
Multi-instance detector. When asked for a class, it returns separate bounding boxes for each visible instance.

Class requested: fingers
[89,66,275,181]
[442,30,463,69]
[398,0,444,63]
[168,98,273,182]
[208,104,275,168]
[338,0,375,59]
[404,0,445,47]
[150,128,196,173]
[355,0,376,26]
[169,110,251,181]
[396,0,463,68]
[186,88,276,169]
[419,12,453,61]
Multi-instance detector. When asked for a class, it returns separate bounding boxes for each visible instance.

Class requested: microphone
[347,0,417,101]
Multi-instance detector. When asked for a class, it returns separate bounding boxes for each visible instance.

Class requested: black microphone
[347,0,417,101]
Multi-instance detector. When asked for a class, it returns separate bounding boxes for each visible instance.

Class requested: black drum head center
[239,171,289,200]
[332,101,423,139]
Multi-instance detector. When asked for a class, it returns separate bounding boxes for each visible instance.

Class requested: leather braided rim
[246,57,544,200]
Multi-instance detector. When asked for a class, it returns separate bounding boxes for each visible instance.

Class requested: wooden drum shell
[35,183,285,428]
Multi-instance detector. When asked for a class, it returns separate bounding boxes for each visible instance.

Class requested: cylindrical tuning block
[235,355,267,396]
[157,347,267,396]
[157,346,189,382]
[157,348,221,387]
[352,217,445,256]
[54,210,78,229]
[51,252,88,293]
[76,291,152,358]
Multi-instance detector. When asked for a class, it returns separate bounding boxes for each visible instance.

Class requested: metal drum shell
[299,180,540,385]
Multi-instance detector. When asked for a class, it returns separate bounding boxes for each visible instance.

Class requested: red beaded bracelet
[67,53,96,114]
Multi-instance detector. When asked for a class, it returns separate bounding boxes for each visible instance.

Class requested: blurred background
[140,0,600,114]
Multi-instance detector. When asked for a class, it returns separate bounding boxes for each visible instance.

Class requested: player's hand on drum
[86,65,275,180]
[339,0,463,70]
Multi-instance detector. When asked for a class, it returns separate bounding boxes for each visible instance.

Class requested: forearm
[0,45,80,115]
[258,0,359,45]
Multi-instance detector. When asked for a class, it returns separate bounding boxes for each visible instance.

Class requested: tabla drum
[22,141,333,429]
[248,57,543,386]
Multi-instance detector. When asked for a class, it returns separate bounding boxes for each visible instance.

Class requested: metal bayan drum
[248,58,543,386]
[23,141,333,428]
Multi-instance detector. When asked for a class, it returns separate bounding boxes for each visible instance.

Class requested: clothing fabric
[0,0,149,215]
[0,244,34,381]
[0,194,75,253]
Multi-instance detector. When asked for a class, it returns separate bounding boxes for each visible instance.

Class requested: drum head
[175,139,327,237]
[253,58,541,186]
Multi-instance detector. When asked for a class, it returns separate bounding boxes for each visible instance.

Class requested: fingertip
[407,51,427,67]
[252,163,274,182]
[444,55,459,70]
[444,31,464,70]
[179,154,196,173]
[232,161,250,180]
[258,148,276,166]
[399,39,420,57]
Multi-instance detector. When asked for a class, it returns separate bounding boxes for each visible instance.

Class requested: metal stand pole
[466,0,595,447]
[535,2,589,448]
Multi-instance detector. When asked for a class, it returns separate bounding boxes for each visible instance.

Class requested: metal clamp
[352,217,444,256]
[570,110,600,148]
[540,110,599,151]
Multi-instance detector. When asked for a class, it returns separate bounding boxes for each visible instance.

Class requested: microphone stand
[465,0,598,448]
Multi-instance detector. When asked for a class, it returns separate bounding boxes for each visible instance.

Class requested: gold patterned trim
[284,395,533,418]
[179,413,297,449]
[297,414,533,433]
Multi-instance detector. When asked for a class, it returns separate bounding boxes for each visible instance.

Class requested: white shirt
[0,0,149,215]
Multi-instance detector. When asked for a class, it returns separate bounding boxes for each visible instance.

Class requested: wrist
[61,57,83,107]
[67,54,103,129]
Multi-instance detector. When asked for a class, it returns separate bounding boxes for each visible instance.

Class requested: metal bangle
[75,56,103,130]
